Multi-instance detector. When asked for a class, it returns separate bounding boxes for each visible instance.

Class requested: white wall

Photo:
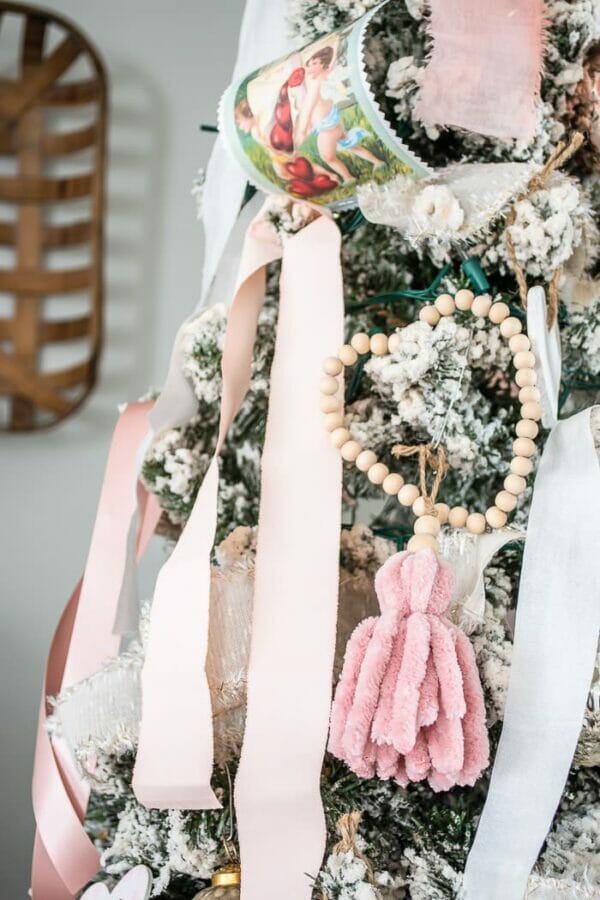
[0,1,244,894]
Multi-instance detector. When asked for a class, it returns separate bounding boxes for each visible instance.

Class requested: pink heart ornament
[80,866,152,900]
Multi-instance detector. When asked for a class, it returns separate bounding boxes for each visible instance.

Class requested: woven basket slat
[0,1,107,430]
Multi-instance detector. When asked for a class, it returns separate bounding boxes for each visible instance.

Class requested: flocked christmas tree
[50,1,600,897]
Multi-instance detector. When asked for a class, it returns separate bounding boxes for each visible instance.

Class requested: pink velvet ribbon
[415,0,546,142]
[133,210,344,898]
[31,403,162,899]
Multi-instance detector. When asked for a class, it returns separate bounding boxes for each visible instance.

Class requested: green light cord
[345,263,453,313]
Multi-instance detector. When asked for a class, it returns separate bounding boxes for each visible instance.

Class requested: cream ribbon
[463,290,600,898]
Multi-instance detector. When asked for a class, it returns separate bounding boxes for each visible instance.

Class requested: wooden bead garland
[320,290,541,554]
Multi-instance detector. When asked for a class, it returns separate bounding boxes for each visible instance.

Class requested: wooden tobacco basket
[0,1,107,430]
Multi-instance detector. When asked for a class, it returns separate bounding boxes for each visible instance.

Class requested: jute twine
[504,131,584,328]
[391,443,448,514]
[320,812,377,899]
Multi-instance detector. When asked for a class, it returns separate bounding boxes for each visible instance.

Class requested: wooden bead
[320,375,339,395]
[495,490,517,512]
[504,473,527,495]
[448,506,469,528]
[509,333,531,354]
[455,288,474,311]
[500,316,523,338]
[398,483,420,506]
[323,356,343,376]
[382,473,404,495]
[488,301,510,324]
[368,462,389,485]
[414,514,441,536]
[510,456,533,477]
[521,400,543,421]
[370,333,389,356]
[338,344,358,367]
[412,496,430,517]
[419,305,441,326]
[518,385,541,403]
[407,533,439,554]
[435,293,456,316]
[466,512,486,534]
[388,332,401,353]
[513,350,536,369]
[434,502,450,525]
[515,368,537,388]
[513,436,536,458]
[320,395,339,413]
[471,294,493,317]
[486,506,507,528]
[331,427,350,448]
[324,412,344,432]
[356,449,378,471]
[516,418,539,439]
[350,332,371,355]
[341,440,362,462]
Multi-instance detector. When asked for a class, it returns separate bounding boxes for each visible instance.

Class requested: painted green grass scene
[235,90,413,208]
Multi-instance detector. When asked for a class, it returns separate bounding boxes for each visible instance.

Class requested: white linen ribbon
[200,0,290,304]
[526,286,561,429]
[463,288,600,899]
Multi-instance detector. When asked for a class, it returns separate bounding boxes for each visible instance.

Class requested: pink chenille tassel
[328,549,489,791]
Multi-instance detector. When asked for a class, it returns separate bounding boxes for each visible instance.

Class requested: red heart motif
[288,178,317,197]
[285,157,314,180]
[270,123,293,152]
[311,173,339,192]
[287,67,305,88]
[275,104,292,129]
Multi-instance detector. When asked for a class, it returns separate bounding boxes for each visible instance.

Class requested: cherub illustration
[295,44,384,183]
[235,92,338,197]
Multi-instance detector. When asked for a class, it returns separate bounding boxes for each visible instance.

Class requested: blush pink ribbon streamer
[31,403,162,899]
[133,211,344,897]
[235,218,344,899]
[415,0,546,142]
[132,214,282,809]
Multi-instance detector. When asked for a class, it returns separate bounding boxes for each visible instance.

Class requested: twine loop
[391,443,448,514]
[504,131,584,329]
[332,812,376,885]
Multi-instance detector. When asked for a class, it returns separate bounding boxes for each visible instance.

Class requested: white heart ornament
[80,866,152,900]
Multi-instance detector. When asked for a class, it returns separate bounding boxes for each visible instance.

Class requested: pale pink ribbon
[31,403,162,899]
[235,217,344,898]
[132,214,281,809]
[415,0,546,142]
[133,210,344,897]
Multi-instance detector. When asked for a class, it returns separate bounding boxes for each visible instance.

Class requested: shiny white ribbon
[463,289,600,898]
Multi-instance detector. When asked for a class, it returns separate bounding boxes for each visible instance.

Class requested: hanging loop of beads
[320,289,541,554]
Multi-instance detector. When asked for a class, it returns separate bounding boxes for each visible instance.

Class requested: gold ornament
[192,863,241,899]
